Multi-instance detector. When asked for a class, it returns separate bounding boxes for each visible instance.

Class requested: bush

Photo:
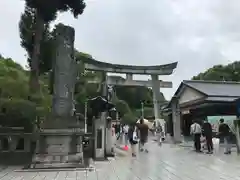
[0,98,37,132]
[114,99,131,117]
[134,107,154,118]
[121,113,136,125]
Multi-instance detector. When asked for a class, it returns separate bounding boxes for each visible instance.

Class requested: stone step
[30,162,85,169]
[32,153,83,164]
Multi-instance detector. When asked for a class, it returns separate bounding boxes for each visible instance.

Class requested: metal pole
[84,101,87,133]
[235,119,240,155]
[116,112,119,121]
[141,102,144,118]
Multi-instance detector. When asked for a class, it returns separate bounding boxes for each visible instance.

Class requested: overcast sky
[1,0,240,100]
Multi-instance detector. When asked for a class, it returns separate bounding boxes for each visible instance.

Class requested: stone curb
[179,143,237,148]
[14,167,95,172]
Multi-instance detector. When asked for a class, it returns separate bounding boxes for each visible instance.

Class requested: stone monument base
[30,129,85,169]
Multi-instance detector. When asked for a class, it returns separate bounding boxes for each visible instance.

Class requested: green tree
[114,99,131,118]
[115,86,166,110]
[192,61,240,81]
[0,56,51,131]
[19,6,54,94]
[134,107,154,118]
[20,0,86,94]
[122,113,136,125]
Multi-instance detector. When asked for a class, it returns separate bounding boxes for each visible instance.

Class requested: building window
[2,138,9,151]
[16,138,24,151]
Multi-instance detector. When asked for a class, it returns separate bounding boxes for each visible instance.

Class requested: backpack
[132,127,139,144]
[156,125,162,133]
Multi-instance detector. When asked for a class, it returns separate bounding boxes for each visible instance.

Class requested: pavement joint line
[3,143,240,179]
[14,167,95,173]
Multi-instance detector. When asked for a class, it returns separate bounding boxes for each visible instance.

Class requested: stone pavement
[1,142,240,180]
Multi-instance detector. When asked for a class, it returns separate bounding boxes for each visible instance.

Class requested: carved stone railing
[0,133,34,153]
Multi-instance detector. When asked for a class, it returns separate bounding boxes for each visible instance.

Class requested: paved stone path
[1,142,240,180]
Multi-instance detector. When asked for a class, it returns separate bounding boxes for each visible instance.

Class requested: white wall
[179,87,204,104]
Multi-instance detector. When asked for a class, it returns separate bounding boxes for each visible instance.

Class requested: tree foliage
[115,86,166,110]
[134,107,154,118]
[0,98,36,132]
[19,6,54,75]
[0,56,51,131]
[25,0,86,22]
[122,113,136,125]
[192,61,240,81]
[19,0,86,94]
[113,99,131,117]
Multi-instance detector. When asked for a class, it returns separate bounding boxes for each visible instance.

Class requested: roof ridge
[183,80,240,85]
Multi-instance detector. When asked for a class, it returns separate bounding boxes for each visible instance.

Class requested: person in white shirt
[190,120,202,152]
[123,124,129,146]
[155,120,163,146]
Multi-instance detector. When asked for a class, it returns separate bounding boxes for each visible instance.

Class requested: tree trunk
[29,10,44,95]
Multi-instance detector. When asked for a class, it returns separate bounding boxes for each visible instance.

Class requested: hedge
[0,98,36,132]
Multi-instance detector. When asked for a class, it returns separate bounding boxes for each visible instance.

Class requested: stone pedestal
[94,116,106,160]
[31,129,84,168]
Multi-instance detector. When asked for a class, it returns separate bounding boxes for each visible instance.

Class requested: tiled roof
[183,80,240,97]
[165,80,240,109]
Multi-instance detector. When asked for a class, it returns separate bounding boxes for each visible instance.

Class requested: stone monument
[31,24,84,168]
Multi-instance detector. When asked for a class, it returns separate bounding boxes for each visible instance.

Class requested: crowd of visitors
[112,118,164,157]
[191,118,232,154]
[113,117,233,157]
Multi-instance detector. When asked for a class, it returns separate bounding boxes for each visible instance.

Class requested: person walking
[128,122,139,157]
[115,122,121,140]
[123,124,129,148]
[155,120,163,146]
[202,119,213,154]
[138,117,149,153]
[190,120,202,152]
[218,118,231,154]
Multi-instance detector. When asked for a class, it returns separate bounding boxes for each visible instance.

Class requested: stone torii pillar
[126,73,133,81]
[151,75,161,119]
[151,75,165,132]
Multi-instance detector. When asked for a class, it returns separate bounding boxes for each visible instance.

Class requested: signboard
[182,110,190,115]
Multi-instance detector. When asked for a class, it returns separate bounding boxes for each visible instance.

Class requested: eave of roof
[166,80,240,109]
[206,96,238,102]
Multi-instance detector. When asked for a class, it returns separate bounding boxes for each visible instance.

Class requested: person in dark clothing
[202,119,213,154]
[128,122,138,157]
[137,118,149,153]
[115,123,121,140]
[218,118,231,154]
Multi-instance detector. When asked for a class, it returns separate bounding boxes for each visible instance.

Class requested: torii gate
[83,58,178,159]
[88,75,173,118]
